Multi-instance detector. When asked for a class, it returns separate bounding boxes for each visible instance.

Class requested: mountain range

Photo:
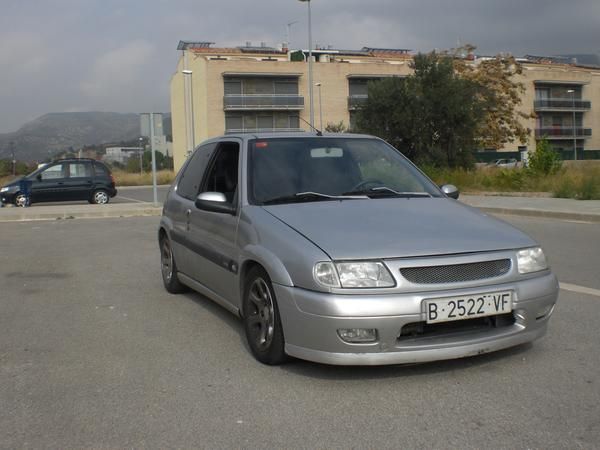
[0,112,171,161]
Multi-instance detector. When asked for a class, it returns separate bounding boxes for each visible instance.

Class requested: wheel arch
[239,246,294,301]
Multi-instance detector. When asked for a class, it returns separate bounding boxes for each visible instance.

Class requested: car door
[186,140,241,305]
[30,163,67,203]
[168,142,218,278]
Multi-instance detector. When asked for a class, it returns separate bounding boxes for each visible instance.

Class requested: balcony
[225,128,304,134]
[348,95,368,110]
[535,127,592,139]
[224,94,304,111]
[534,98,591,111]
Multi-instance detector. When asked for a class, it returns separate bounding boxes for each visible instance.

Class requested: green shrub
[527,137,562,175]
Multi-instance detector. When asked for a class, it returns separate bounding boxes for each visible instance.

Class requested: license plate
[424,291,513,324]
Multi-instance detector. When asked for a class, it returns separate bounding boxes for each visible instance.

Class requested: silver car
[159,133,558,365]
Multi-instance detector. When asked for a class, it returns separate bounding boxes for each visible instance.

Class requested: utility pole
[10,141,16,176]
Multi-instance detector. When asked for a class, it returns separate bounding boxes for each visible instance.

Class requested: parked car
[0,158,117,206]
[159,133,558,365]
[490,158,519,168]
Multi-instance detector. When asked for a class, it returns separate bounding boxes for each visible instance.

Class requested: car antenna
[296,115,322,136]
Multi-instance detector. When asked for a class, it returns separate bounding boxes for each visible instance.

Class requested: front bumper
[274,272,558,365]
[1,191,18,204]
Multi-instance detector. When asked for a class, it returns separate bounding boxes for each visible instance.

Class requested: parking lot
[1,214,599,449]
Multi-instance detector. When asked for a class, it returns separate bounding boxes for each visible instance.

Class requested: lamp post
[182,70,196,152]
[138,137,144,175]
[298,0,314,129]
[315,82,323,131]
[567,89,576,160]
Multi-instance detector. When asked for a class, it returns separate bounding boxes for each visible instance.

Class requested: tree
[355,52,483,167]
[325,121,347,133]
[452,46,532,149]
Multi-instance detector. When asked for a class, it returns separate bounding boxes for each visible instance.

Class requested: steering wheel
[350,179,386,191]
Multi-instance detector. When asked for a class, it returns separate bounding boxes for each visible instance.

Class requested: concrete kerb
[473,207,600,223]
[0,203,162,222]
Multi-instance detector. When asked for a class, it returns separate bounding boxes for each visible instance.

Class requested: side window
[68,163,92,178]
[40,164,65,180]
[93,163,109,177]
[177,143,217,200]
[201,142,240,204]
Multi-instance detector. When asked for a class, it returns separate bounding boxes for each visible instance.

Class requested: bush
[527,138,562,175]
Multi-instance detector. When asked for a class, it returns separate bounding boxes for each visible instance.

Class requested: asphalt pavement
[0,215,599,448]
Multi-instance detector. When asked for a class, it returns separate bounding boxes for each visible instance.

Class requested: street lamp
[315,82,323,131]
[567,89,576,160]
[138,137,144,175]
[298,0,314,129]
[182,69,196,153]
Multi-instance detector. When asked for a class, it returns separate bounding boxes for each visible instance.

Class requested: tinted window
[93,163,109,176]
[177,143,217,200]
[41,164,65,180]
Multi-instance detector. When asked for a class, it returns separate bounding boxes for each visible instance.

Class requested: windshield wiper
[262,191,367,205]
[342,186,432,198]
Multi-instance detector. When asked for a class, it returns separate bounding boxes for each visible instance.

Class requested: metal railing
[225,128,304,134]
[348,95,369,110]
[534,99,591,110]
[535,127,592,138]
[224,94,304,110]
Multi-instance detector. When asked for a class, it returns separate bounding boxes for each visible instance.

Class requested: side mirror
[440,184,460,200]
[36,174,42,181]
[195,192,236,215]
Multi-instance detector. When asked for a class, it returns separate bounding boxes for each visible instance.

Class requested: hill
[0,112,171,162]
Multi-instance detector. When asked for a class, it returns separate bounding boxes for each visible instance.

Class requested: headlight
[517,247,548,274]
[0,186,12,193]
[314,261,395,288]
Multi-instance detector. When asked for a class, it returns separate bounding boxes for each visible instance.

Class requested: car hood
[262,198,536,260]
[2,176,24,188]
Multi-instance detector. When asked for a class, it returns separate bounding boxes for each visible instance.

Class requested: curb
[0,205,162,222]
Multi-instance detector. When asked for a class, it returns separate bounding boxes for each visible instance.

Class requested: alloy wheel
[246,277,275,350]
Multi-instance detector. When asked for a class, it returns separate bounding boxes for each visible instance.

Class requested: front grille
[399,259,511,284]
[398,313,515,341]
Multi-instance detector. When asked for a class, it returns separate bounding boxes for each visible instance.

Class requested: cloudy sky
[1,0,599,133]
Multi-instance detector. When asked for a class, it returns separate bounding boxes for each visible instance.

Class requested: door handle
[186,209,191,231]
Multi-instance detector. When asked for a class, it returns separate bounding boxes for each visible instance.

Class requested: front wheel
[91,189,109,204]
[15,193,29,207]
[160,235,186,294]
[243,267,287,365]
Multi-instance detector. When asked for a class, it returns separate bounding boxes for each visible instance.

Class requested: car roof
[50,158,102,164]
[203,132,379,143]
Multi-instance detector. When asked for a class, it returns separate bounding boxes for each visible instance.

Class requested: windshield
[248,137,441,205]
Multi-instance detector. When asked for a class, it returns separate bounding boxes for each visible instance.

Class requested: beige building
[170,41,600,171]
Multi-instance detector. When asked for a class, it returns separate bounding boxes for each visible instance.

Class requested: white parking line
[115,195,146,203]
[560,282,600,298]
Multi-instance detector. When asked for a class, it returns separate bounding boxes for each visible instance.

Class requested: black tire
[160,235,187,294]
[91,189,110,204]
[14,193,28,207]
[242,266,287,365]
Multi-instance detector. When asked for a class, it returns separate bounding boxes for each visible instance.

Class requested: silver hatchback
[159,133,558,365]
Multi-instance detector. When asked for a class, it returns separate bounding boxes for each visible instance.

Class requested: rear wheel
[243,266,287,365]
[91,189,109,204]
[160,235,186,294]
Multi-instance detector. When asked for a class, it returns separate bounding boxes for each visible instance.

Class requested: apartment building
[170,41,600,170]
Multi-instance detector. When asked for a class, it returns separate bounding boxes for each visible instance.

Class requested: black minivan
[0,159,117,206]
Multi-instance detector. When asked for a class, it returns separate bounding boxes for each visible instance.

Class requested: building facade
[170,41,600,171]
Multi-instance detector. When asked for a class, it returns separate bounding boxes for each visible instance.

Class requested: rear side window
[93,163,109,177]
[177,143,217,200]
[68,163,92,178]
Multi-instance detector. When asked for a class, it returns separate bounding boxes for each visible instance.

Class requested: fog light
[337,328,378,343]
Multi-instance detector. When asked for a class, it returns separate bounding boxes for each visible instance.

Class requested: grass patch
[422,164,600,200]
[112,170,176,186]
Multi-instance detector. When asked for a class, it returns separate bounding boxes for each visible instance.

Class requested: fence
[473,149,600,163]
